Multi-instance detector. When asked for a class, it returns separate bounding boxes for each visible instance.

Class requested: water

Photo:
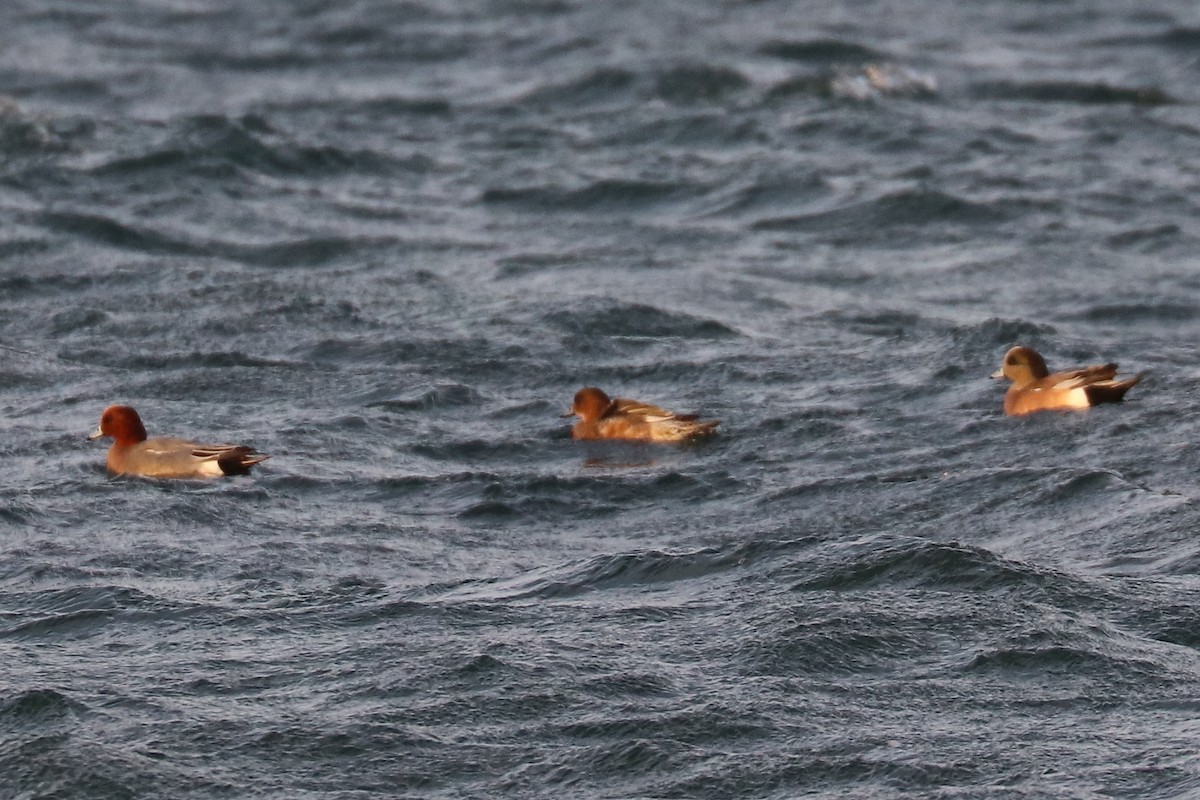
[4,0,1200,797]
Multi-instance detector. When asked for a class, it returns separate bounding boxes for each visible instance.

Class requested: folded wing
[190,444,271,475]
[612,397,678,421]
[1048,363,1118,390]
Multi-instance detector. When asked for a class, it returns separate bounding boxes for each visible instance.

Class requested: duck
[992,345,1142,416]
[563,387,720,442]
[88,405,270,478]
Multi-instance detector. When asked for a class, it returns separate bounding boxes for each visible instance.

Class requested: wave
[217,234,408,269]
[369,383,484,411]
[519,63,750,108]
[449,469,727,521]
[792,536,1070,594]
[481,178,707,214]
[0,585,193,640]
[170,30,478,71]
[1092,26,1200,50]
[962,624,1191,685]
[264,94,452,116]
[695,171,833,219]
[964,643,1115,673]
[757,38,888,63]
[0,688,89,720]
[0,272,104,299]
[36,210,200,256]
[300,334,540,374]
[1057,300,1193,325]
[607,111,765,148]
[0,498,37,526]
[949,317,1059,353]
[59,348,301,370]
[752,189,1013,234]
[1105,224,1185,251]
[664,753,976,799]
[34,207,407,266]
[653,64,751,104]
[437,538,817,603]
[85,114,419,179]
[520,67,638,107]
[0,237,51,264]
[552,703,767,755]
[546,299,738,339]
[495,251,596,279]
[970,79,1174,105]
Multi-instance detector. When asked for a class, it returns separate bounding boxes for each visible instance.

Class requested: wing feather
[190,444,245,461]
[1049,363,1118,390]
[612,398,676,421]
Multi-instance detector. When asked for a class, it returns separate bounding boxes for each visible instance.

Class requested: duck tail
[217,449,271,476]
[1084,372,1144,406]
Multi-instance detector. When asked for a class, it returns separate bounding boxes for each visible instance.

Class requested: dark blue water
[4,1,1200,797]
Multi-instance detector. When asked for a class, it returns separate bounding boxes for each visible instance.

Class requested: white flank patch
[196,459,227,477]
[1064,386,1091,409]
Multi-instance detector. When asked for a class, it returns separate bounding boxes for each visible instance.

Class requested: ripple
[0,585,193,641]
[757,39,889,63]
[87,114,412,180]
[950,317,1059,352]
[370,383,484,411]
[697,171,832,218]
[467,545,754,601]
[0,688,89,721]
[520,66,637,107]
[481,178,706,214]
[547,300,738,339]
[1105,224,1184,251]
[792,537,1064,593]
[970,80,1175,105]
[36,210,199,256]
[653,64,751,104]
[62,348,301,370]
[1071,301,1198,322]
[753,189,1013,234]
[1092,26,1200,50]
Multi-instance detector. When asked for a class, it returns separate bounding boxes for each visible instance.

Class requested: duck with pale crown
[992,346,1143,416]
[563,387,720,442]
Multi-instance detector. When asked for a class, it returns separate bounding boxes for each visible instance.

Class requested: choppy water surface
[4,1,1200,797]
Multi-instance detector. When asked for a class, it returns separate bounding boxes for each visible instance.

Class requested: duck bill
[87,425,105,441]
[990,368,1004,379]
[559,410,575,419]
